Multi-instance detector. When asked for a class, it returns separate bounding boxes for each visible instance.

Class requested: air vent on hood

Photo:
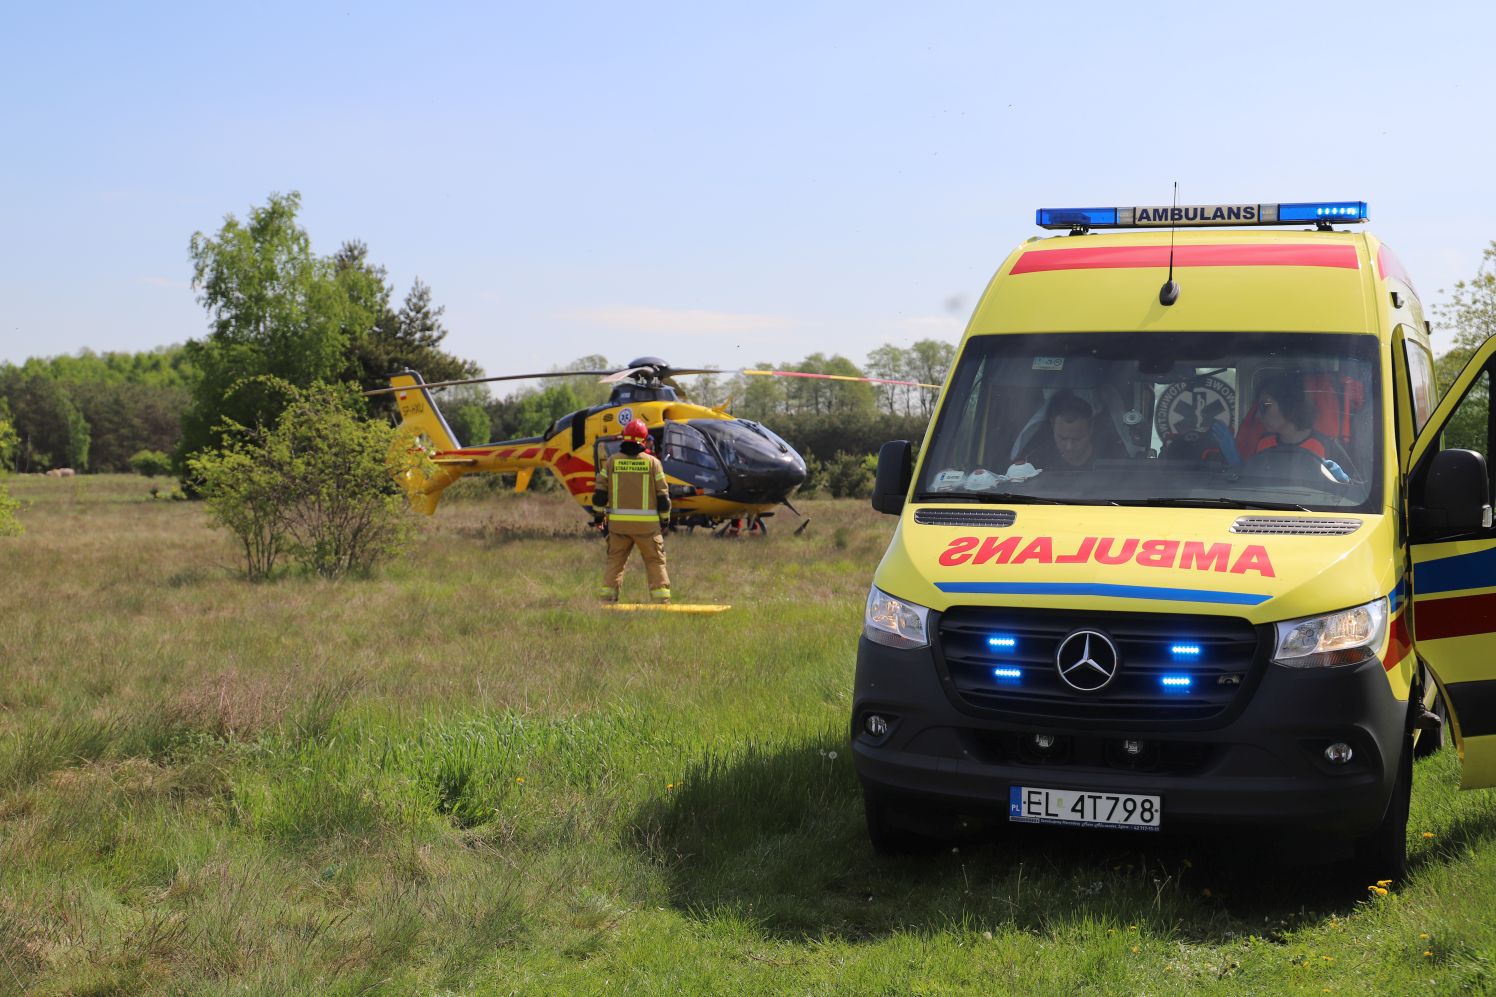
[914,509,1016,528]
[1229,516,1362,536]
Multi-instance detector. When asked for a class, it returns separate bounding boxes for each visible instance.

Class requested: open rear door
[1408,335,1496,788]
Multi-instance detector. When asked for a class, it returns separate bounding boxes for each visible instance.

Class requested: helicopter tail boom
[386,371,461,450]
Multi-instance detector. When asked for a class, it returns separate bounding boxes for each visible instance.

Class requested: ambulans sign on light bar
[1035,201,1368,230]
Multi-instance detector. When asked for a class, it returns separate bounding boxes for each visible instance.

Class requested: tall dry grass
[2,475,1495,994]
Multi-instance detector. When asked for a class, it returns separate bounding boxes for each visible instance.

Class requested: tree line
[4,189,1496,495]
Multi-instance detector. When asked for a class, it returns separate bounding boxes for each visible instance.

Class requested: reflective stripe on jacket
[603,454,667,523]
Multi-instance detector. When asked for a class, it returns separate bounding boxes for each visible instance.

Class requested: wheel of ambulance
[1352,735,1411,885]
[863,790,944,856]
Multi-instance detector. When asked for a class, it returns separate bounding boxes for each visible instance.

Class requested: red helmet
[622,418,650,440]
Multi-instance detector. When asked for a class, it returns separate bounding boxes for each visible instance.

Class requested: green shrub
[128,449,173,477]
[825,451,874,499]
[799,453,825,497]
[0,480,19,537]
[189,379,426,580]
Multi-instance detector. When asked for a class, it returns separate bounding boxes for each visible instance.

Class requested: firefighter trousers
[603,530,670,597]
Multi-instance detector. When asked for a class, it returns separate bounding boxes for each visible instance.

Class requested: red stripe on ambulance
[1011,243,1360,275]
[1414,591,1496,641]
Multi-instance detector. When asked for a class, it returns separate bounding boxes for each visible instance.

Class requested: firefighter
[594,418,671,603]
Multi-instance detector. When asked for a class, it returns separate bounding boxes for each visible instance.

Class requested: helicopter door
[661,421,729,493]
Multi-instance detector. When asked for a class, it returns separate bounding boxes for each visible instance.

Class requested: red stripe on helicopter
[555,454,593,474]
[1010,244,1361,275]
[1413,591,1496,641]
[1384,610,1412,671]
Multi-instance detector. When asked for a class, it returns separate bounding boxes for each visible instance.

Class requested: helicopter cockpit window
[917,332,1381,513]
[691,419,798,472]
[663,422,717,469]
[738,420,793,454]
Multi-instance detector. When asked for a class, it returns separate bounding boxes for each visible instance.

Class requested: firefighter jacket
[595,450,669,535]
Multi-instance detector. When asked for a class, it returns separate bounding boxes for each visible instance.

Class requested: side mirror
[871,440,913,515]
[1412,448,1493,539]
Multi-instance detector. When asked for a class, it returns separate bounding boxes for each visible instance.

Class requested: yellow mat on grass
[601,603,731,613]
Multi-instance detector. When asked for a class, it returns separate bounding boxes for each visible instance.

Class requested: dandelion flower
[1322,955,1334,962]
[667,783,674,790]
[1424,950,1433,957]
[1420,933,1430,940]
[1376,879,1393,887]
[1422,831,1436,839]
[515,777,525,784]
[1131,946,1139,954]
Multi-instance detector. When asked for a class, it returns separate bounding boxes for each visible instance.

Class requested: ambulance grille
[914,509,1016,527]
[1229,516,1362,535]
[937,607,1260,725]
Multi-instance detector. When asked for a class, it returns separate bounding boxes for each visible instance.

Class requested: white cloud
[900,314,963,333]
[558,305,797,337]
[134,276,190,290]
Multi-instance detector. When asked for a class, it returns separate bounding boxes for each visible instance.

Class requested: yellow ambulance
[855,200,1496,879]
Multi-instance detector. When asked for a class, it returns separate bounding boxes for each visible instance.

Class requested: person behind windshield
[1251,372,1354,478]
[1024,391,1119,471]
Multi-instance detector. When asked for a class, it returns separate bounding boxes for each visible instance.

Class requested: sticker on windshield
[932,468,967,492]
[1032,357,1065,371]
[1155,376,1236,438]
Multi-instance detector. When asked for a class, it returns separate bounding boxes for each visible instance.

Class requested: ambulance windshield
[917,332,1381,513]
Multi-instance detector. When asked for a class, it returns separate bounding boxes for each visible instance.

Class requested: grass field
[3,474,1496,994]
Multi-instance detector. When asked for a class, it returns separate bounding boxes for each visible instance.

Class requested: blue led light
[1170,644,1202,657]
[1160,675,1193,690]
[1035,200,1368,230]
[987,636,1017,649]
[993,667,1023,682]
[1036,207,1119,229]
[1277,201,1368,223]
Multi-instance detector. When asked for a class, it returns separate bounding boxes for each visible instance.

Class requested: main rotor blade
[363,369,617,396]
[740,369,940,389]
[599,366,726,383]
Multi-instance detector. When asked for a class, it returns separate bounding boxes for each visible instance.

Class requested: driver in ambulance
[1250,372,1354,481]
[1023,391,1121,471]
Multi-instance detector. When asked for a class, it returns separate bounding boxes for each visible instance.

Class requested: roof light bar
[1036,201,1368,231]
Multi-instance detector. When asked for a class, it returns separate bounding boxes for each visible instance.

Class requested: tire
[1352,735,1411,885]
[863,791,946,856]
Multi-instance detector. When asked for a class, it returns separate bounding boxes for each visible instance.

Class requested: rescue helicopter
[365,358,936,534]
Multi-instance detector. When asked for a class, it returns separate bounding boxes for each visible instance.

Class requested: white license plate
[1009,786,1161,831]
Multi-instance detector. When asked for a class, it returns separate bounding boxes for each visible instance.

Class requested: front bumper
[851,635,1408,836]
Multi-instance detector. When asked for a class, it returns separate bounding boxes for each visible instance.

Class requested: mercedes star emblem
[1055,629,1121,692]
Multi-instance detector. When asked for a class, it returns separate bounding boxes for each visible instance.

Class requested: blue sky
[3,2,1492,384]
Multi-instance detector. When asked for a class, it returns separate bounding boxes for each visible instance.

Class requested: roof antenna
[1159,181,1180,306]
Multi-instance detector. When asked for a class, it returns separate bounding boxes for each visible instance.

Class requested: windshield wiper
[915,492,1097,506]
[1127,496,1311,512]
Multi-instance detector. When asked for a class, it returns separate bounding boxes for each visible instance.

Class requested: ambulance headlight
[864,586,931,650]
[1271,598,1387,669]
